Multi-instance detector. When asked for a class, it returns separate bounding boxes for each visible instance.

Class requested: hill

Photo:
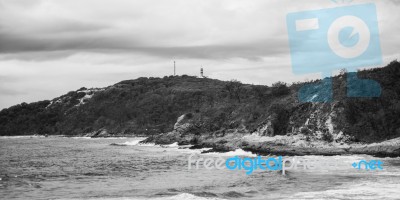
[1,61,400,145]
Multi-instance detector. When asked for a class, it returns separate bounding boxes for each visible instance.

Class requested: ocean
[1,136,399,200]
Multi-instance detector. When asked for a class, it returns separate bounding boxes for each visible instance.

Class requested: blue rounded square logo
[286,3,383,102]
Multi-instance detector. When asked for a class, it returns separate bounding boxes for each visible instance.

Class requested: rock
[255,117,274,136]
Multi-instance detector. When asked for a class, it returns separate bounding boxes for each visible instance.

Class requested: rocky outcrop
[145,113,400,157]
[253,117,274,137]
[349,137,400,157]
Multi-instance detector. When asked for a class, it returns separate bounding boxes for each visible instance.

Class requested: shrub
[322,132,333,142]
[271,81,290,96]
[270,104,290,135]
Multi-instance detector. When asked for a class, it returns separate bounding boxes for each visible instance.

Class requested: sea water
[1,136,399,200]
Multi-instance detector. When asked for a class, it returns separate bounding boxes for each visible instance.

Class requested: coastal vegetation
[1,61,400,146]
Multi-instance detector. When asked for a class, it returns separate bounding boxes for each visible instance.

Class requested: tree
[252,85,268,104]
[225,80,243,103]
[271,81,290,96]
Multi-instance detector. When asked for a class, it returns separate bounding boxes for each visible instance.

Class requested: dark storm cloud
[0,19,115,54]
[0,30,287,61]
[0,0,289,61]
[132,41,288,60]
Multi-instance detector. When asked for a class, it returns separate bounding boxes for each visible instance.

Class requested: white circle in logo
[327,15,370,59]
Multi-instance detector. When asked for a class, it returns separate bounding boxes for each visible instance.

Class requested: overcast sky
[0,0,399,109]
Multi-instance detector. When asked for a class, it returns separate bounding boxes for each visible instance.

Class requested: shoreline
[2,133,399,158]
[143,132,400,158]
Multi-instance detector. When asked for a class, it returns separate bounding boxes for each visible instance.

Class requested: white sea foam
[75,136,126,139]
[0,135,46,139]
[145,193,224,200]
[288,181,400,200]
[70,193,225,200]
[137,142,159,147]
[109,138,147,146]
[162,142,179,148]
[204,149,257,157]
[121,140,142,146]
[173,147,213,154]
[168,193,223,200]
[70,137,92,139]
[110,140,180,148]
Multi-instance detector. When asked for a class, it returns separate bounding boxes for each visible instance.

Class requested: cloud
[0,0,289,60]
[1,0,396,61]
[0,0,399,109]
[0,33,287,61]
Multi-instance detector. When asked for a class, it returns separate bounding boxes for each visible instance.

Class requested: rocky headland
[1,61,400,157]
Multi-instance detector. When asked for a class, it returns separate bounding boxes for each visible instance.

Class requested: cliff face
[1,61,400,144]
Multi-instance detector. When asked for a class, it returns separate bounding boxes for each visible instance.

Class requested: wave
[71,137,131,139]
[70,137,92,139]
[123,140,142,146]
[137,142,178,148]
[0,136,131,140]
[109,140,178,148]
[203,149,257,157]
[94,137,129,139]
[144,193,224,200]
[60,193,225,200]
[110,138,148,146]
[109,140,216,156]
[161,142,179,148]
[172,147,213,154]
[287,181,400,200]
[137,142,158,147]
[0,135,46,139]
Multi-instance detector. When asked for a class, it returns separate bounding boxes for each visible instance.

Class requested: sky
[0,0,399,109]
